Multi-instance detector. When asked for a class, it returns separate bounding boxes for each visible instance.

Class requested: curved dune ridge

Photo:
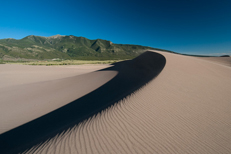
[20,50,231,154]
[0,51,166,154]
[0,70,117,134]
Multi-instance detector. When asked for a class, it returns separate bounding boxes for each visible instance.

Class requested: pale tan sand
[0,64,111,88]
[22,50,231,154]
[0,64,117,134]
[198,57,231,67]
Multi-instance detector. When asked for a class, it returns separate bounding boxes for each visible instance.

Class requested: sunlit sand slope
[199,56,231,67]
[0,64,111,88]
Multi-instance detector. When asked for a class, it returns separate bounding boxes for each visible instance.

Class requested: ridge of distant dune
[199,56,231,67]
[0,51,166,154]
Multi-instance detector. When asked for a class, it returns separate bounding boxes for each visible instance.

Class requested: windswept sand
[1,51,231,154]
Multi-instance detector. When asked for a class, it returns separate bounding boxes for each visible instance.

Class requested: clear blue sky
[0,0,230,55]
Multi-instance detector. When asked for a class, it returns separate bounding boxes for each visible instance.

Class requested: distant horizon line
[0,34,230,57]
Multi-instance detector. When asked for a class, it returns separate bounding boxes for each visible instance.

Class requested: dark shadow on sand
[0,51,166,154]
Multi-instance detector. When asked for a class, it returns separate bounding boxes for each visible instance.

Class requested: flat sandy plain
[0,50,231,154]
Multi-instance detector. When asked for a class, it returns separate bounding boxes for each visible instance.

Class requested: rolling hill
[0,35,168,60]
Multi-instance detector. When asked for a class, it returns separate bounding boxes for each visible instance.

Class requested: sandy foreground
[1,51,231,154]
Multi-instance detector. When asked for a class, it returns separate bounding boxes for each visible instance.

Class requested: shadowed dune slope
[17,50,231,154]
[0,51,166,154]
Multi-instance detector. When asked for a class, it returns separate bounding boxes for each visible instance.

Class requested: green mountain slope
[0,35,169,60]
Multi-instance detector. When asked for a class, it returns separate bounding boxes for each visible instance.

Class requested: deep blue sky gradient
[0,0,230,55]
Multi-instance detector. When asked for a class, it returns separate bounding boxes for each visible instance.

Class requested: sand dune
[0,52,165,153]
[1,51,231,154]
[0,64,114,134]
[199,56,231,67]
[0,64,111,88]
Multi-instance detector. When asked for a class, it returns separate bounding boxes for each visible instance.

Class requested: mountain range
[0,35,171,61]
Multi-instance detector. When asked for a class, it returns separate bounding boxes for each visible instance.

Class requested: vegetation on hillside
[0,35,171,61]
